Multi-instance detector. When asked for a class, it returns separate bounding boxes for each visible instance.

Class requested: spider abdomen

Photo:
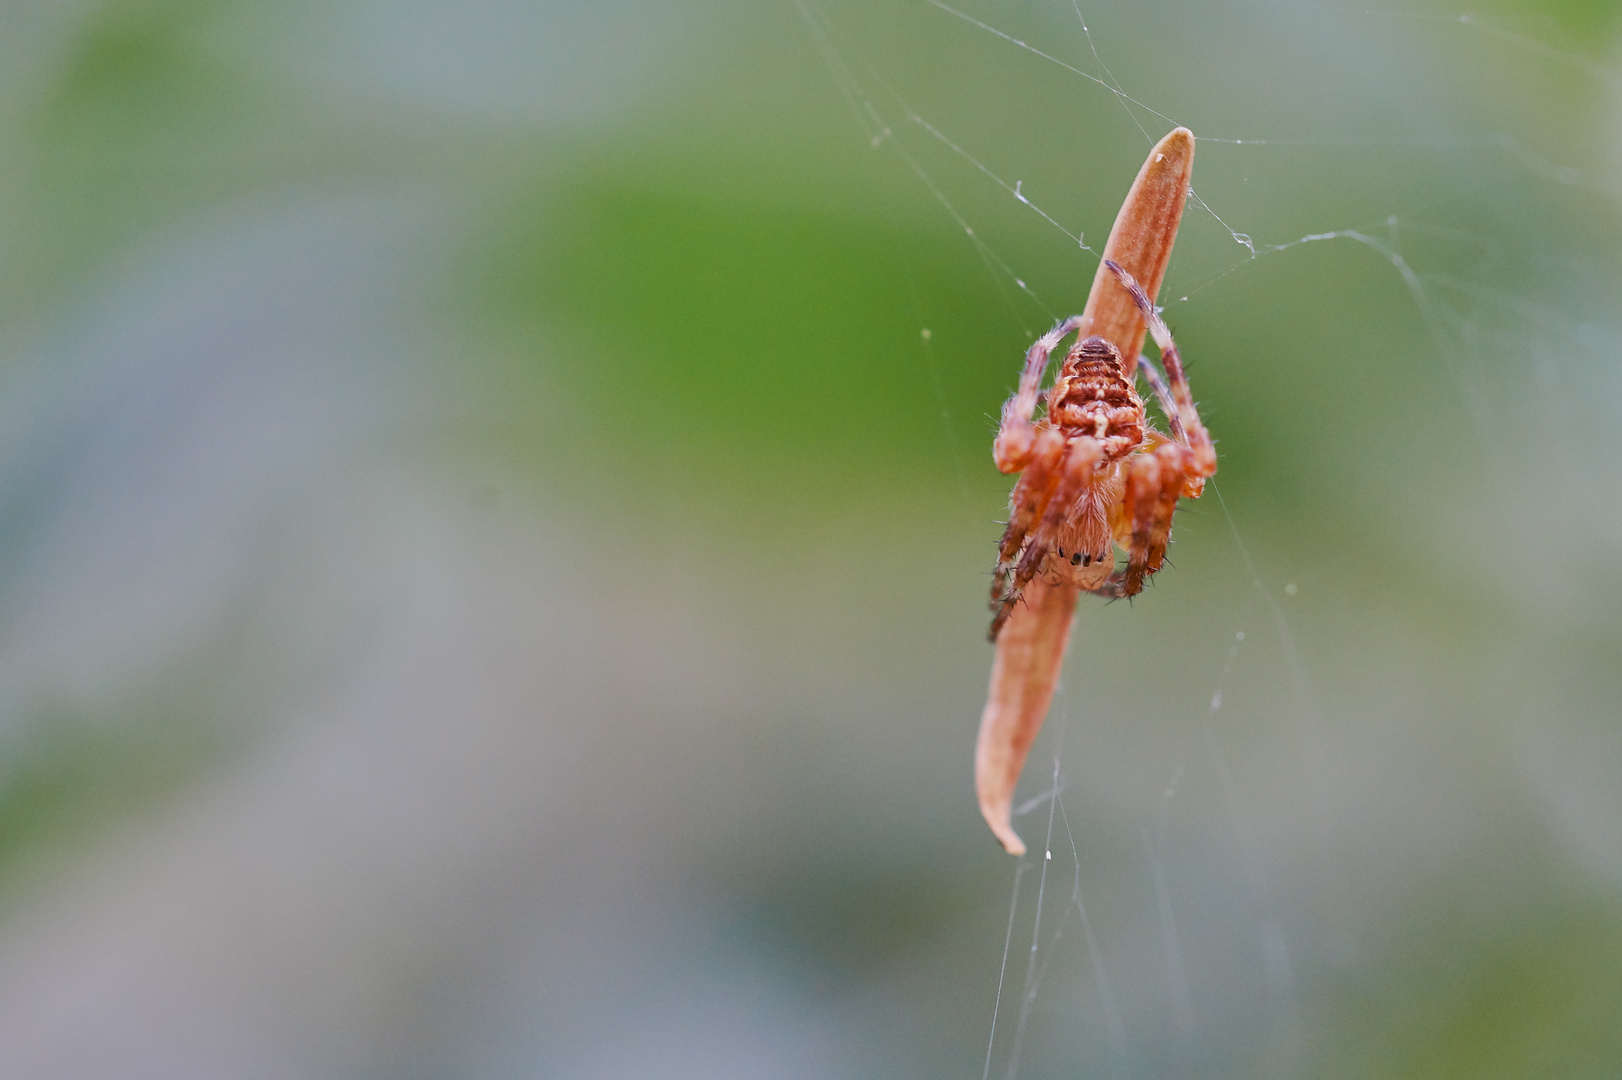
[1047,336,1144,458]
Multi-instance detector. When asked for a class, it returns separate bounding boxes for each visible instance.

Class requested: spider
[988,260,1215,640]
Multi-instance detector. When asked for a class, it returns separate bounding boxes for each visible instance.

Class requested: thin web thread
[1144,783,1197,1059]
[982,859,1030,1080]
[1058,793,1129,1080]
[803,0,1523,482]
[986,716,1134,1080]
[1316,8,1622,88]
[1000,718,1066,1080]
[794,0,1061,327]
[789,6,1581,1077]
[1211,479,1354,1043]
[791,8,1318,1076]
[1200,624,1302,1026]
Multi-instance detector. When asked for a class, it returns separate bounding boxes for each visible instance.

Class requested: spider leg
[1134,352,1186,446]
[990,427,1066,608]
[993,315,1088,474]
[990,436,1103,639]
[1093,441,1187,599]
[1105,261,1216,487]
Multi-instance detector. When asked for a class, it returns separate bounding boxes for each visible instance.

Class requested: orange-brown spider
[987,260,1215,640]
[976,127,1208,855]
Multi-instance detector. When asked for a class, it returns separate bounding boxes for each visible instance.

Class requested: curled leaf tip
[976,578,1077,855]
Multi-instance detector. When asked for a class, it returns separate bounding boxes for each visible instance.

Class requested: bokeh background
[0,1,1618,1076]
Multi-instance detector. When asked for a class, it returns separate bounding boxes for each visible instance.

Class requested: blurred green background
[0,0,1618,1076]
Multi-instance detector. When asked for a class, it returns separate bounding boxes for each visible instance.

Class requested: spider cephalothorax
[988,260,1215,640]
[1046,336,1144,450]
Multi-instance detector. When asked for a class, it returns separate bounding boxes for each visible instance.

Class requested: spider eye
[1080,553,1091,566]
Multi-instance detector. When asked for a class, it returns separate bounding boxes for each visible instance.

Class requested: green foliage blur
[0,1,1618,1076]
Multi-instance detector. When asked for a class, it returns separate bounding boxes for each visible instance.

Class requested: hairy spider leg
[1134,352,1186,446]
[993,315,1088,474]
[1070,260,1217,600]
[1105,261,1216,491]
[991,427,1066,605]
[1014,437,1105,584]
[1096,439,1188,598]
[990,436,1104,639]
[990,314,1090,626]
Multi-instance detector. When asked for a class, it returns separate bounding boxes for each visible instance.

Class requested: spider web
[795,2,1622,1078]
[0,3,1616,1077]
